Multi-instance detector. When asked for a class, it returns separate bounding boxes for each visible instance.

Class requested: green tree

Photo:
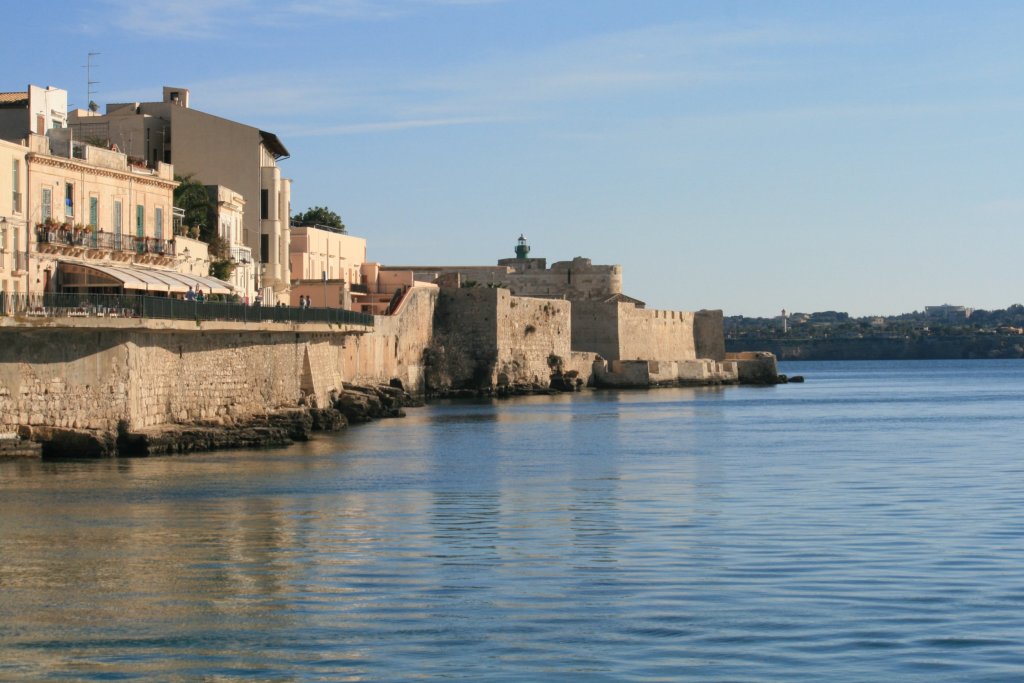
[173,175,212,239]
[293,206,345,231]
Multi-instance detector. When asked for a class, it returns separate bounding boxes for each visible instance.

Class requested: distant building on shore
[925,304,972,321]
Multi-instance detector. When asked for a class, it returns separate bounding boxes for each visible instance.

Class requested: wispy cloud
[285,116,505,136]
[94,0,506,38]
[93,14,847,139]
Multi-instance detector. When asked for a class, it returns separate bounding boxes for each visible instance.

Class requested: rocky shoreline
[10,383,422,460]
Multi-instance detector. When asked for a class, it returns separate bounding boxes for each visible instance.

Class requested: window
[261,234,269,263]
[261,190,269,220]
[136,205,145,253]
[65,182,74,218]
[11,159,21,214]
[155,207,163,240]
[41,188,51,222]
[113,200,122,250]
[89,197,98,228]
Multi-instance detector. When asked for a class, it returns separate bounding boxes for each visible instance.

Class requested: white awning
[58,262,234,295]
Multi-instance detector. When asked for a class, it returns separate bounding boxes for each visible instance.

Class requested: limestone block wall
[432,288,570,388]
[616,304,697,362]
[571,301,620,360]
[572,301,699,362]
[339,286,437,392]
[496,292,570,385]
[0,291,441,438]
[0,329,317,434]
[694,310,726,361]
[565,351,598,385]
[0,330,132,433]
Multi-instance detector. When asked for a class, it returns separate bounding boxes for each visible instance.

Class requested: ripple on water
[2,361,1024,681]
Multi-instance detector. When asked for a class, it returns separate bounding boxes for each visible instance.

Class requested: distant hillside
[726,335,1024,361]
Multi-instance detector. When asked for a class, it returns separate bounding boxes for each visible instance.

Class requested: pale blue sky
[4,0,1023,316]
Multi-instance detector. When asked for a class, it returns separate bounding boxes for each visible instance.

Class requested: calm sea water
[2,359,1023,681]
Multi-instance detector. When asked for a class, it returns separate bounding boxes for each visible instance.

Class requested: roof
[0,91,28,106]
[259,130,289,159]
[59,262,234,295]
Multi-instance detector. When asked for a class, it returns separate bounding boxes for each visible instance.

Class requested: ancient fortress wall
[571,301,699,362]
[392,257,623,302]
[433,288,570,387]
[616,304,697,361]
[693,310,726,361]
[337,287,437,391]
[501,259,622,301]
[571,301,620,360]
[496,292,571,384]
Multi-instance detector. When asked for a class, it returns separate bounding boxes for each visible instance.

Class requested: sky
[3,0,1023,316]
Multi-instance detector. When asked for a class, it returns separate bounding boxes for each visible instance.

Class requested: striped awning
[58,262,234,295]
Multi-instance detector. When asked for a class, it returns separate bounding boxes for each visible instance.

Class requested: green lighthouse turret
[515,234,530,259]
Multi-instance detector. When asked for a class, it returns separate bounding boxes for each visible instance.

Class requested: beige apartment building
[69,87,292,303]
[25,131,185,295]
[289,224,366,308]
[0,138,29,294]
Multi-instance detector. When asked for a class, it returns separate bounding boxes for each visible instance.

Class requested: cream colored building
[0,85,67,143]
[69,87,291,303]
[289,224,366,308]
[0,138,29,295]
[25,131,182,295]
[207,184,254,301]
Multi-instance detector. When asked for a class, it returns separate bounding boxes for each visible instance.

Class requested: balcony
[229,246,253,264]
[35,226,176,264]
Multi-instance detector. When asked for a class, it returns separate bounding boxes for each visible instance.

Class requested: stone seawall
[0,288,441,454]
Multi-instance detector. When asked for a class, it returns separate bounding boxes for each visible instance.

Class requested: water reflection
[3,369,1024,680]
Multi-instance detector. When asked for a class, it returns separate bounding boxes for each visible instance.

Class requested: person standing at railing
[196,289,205,303]
[185,286,196,302]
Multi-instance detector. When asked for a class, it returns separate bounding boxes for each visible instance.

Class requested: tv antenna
[83,52,100,110]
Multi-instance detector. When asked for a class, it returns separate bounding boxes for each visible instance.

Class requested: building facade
[0,85,67,143]
[25,131,179,294]
[0,138,29,294]
[207,185,254,302]
[289,224,366,308]
[69,87,292,303]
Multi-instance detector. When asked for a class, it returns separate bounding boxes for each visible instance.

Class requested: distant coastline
[726,334,1024,361]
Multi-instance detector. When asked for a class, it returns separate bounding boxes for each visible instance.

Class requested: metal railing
[35,228,175,256]
[0,291,374,327]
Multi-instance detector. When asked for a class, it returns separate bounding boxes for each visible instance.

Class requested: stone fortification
[430,288,571,390]
[572,301,699,361]
[335,286,437,391]
[0,281,761,457]
[694,310,726,361]
[382,256,623,302]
